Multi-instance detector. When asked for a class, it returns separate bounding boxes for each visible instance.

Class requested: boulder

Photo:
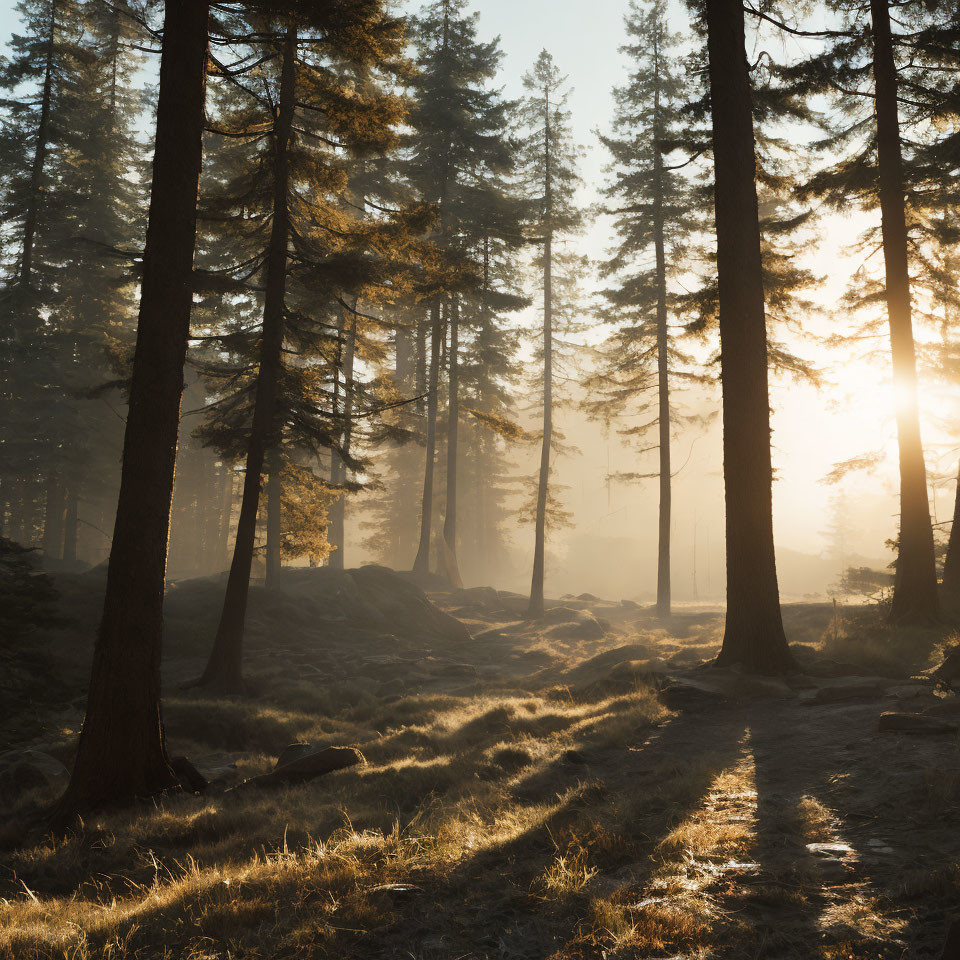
[170,756,208,794]
[941,919,960,960]
[0,749,69,795]
[239,745,365,789]
[798,677,888,705]
[376,677,406,698]
[450,586,501,609]
[662,670,792,705]
[878,712,960,735]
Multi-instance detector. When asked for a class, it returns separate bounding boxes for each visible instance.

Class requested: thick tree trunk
[652,48,671,619]
[942,460,960,600]
[20,0,57,286]
[870,0,939,624]
[413,301,442,575]
[201,26,296,693]
[265,458,282,590]
[528,230,552,619]
[441,298,464,587]
[54,0,208,822]
[705,0,794,674]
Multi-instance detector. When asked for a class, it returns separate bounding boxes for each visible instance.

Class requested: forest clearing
[3,0,960,955]
[2,566,960,958]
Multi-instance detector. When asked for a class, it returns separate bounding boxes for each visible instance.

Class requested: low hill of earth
[2,565,960,959]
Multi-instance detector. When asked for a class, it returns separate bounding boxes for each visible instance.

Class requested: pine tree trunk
[870,0,939,624]
[20,0,57,286]
[54,0,208,822]
[705,0,794,674]
[442,298,463,587]
[265,458,281,590]
[528,230,552,619]
[216,464,233,571]
[42,475,65,559]
[652,44,672,619]
[201,26,296,693]
[942,459,960,600]
[413,300,442,575]
[62,481,78,562]
[328,308,356,570]
[415,313,427,417]
[337,311,357,567]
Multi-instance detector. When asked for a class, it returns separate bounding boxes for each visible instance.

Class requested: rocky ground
[1,565,959,958]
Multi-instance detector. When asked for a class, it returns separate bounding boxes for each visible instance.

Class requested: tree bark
[42,475,65,559]
[413,300,442,575]
[528,91,553,620]
[54,0,208,821]
[705,0,794,674]
[652,32,672,619]
[20,0,57,287]
[942,459,960,600]
[265,457,282,590]
[328,307,356,570]
[62,482,78,563]
[870,0,939,624]
[441,297,463,587]
[201,26,296,693]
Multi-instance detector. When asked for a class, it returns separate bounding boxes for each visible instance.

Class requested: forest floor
[2,567,960,959]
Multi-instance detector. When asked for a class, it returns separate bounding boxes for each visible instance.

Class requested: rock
[662,670,792,705]
[0,749,69,795]
[240,745,364,789]
[541,608,606,640]
[563,749,590,764]
[376,678,406,698]
[276,742,316,768]
[170,756,207,794]
[941,919,960,960]
[934,645,960,684]
[577,593,600,602]
[885,683,929,700]
[450,586,501,609]
[620,599,641,610]
[798,677,888,705]
[878,712,960,734]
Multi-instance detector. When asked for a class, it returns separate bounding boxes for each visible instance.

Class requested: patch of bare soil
[1,573,958,959]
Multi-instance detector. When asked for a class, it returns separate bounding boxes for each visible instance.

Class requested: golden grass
[4,598,960,959]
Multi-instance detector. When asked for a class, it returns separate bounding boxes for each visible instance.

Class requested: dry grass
[4,589,960,959]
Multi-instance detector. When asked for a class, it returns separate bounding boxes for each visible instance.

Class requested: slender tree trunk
[870,0,939,623]
[54,0,209,822]
[216,464,233,571]
[413,301,442,575]
[201,26,296,693]
[20,0,57,287]
[652,41,672,619]
[942,459,960,599]
[265,454,282,590]
[415,313,427,417]
[62,482,78,563]
[337,311,357,568]
[328,307,356,570]
[705,0,794,674]
[528,92,553,620]
[442,297,463,587]
[42,475,65,559]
